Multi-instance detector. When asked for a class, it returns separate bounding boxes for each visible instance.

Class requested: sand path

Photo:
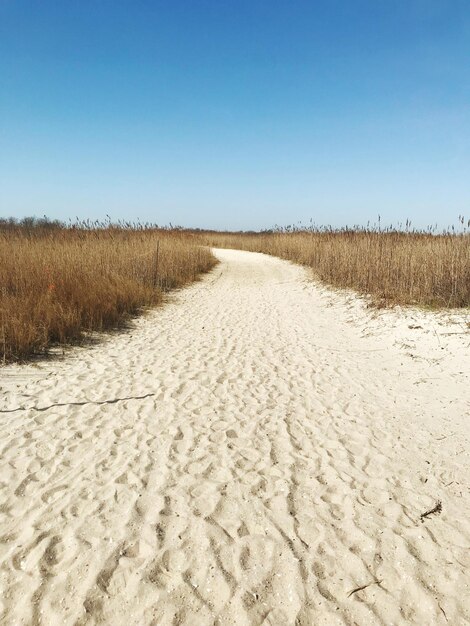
[0,249,469,626]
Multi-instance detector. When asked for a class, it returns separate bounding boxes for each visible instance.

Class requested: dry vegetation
[198,220,470,309]
[2,216,468,362]
[0,219,216,363]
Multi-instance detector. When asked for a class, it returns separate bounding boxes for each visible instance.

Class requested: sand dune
[0,249,469,626]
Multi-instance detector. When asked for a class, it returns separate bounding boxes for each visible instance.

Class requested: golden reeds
[197,223,469,309]
[0,222,216,363]
[1,217,468,363]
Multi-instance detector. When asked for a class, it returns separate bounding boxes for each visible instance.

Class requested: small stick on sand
[438,602,448,622]
[435,432,455,441]
[420,501,442,522]
[347,580,382,598]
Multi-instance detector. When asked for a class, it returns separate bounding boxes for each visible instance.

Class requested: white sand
[0,249,469,626]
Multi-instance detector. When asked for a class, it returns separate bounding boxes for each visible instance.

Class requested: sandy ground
[0,248,469,626]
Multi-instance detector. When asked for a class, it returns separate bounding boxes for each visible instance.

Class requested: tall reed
[0,223,216,363]
[197,222,469,308]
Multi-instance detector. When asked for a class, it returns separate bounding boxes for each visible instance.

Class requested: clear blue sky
[1,1,469,230]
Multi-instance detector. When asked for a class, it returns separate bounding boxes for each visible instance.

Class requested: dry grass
[2,217,468,363]
[198,224,469,309]
[0,223,216,363]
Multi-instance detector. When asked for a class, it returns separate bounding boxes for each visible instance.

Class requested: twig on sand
[347,579,382,598]
[420,501,442,522]
[438,602,448,622]
[0,393,156,414]
[434,432,455,441]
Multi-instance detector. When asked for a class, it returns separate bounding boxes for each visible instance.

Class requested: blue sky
[1,1,469,230]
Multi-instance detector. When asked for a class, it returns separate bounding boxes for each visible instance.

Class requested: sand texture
[0,249,469,626]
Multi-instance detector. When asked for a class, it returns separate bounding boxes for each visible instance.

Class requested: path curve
[0,249,469,626]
